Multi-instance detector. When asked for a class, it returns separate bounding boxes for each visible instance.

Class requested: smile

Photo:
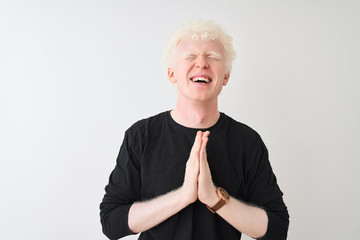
[190,76,212,84]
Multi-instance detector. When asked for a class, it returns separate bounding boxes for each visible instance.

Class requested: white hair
[163,20,236,73]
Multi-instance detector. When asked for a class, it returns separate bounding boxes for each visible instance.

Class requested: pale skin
[128,38,268,239]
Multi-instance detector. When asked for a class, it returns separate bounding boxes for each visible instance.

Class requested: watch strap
[206,187,229,213]
[207,200,226,213]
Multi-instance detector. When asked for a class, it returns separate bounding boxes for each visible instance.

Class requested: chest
[138,131,246,200]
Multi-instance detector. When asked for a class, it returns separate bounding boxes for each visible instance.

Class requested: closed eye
[207,56,220,61]
[184,55,197,61]
[206,51,222,61]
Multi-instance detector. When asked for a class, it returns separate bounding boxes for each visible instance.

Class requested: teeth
[192,77,210,83]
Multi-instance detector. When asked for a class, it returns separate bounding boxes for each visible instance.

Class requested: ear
[223,73,230,86]
[167,68,176,84]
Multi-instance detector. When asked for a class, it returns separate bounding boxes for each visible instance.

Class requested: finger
[190,131,203,157]
[192,131,203,150]
[200,131,209,155]
[202,131,210,140]
[200,136,208,156]
[188,132,203,170]
[201,131,210,153]
[199,137,209,172]
[194,150,200,171]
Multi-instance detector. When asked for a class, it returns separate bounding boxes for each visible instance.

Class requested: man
[100,20,289,240]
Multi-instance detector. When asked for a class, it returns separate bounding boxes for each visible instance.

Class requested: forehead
[175,38,225,55]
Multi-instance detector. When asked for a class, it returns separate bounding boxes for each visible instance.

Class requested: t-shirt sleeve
[245,133,289,240]
[99,129,142,239]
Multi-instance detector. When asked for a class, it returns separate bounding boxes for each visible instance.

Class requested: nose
[195,56,209,69]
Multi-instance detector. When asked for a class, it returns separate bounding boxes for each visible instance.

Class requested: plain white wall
[1,0,359,239]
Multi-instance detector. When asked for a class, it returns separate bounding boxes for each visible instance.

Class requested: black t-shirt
[100,111,289,240]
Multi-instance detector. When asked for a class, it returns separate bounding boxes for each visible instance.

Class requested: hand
[180,131,203,205]
[197,131,218,207]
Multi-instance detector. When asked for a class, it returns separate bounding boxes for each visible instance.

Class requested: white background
[1,0,359,239]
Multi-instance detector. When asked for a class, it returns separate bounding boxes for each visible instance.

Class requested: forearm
[129,132,205,234]
[216,197,268,239]
[128,187,190,233]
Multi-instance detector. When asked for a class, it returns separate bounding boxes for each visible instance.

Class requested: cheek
[175,64,192,77]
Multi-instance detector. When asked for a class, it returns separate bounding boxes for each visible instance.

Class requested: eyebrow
[207,51,222,58]
[182,51,198,58]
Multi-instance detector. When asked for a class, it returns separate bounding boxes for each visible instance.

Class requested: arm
[100,131,141,239]
[204,192,268,239]
[126,131,204,233]
[100,130,203,238]
[218,198,268,238]
[198,132,288,239]
[128,187,188,233]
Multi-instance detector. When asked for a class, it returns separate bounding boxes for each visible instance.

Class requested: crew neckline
[165,110,225,133]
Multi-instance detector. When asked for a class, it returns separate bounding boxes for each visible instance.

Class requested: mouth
[190,76,212,84]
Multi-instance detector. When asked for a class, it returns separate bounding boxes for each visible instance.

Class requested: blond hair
[163,20,236,73]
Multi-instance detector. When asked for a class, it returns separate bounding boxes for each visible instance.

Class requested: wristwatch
[207,187,230,213]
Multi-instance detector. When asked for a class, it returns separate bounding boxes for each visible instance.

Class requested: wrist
[178,186,196,206]
[206,187,230,213]
[206,186,220,207]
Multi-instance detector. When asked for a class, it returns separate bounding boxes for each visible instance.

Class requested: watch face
[219,188,230,200]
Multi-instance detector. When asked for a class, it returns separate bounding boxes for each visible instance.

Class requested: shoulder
[125,111,168,139]
[222,113,261,140]
[221,113,267,153]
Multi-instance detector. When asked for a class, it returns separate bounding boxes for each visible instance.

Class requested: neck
[171,98,220,129]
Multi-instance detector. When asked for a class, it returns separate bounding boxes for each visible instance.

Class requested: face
[168,38,230,103]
